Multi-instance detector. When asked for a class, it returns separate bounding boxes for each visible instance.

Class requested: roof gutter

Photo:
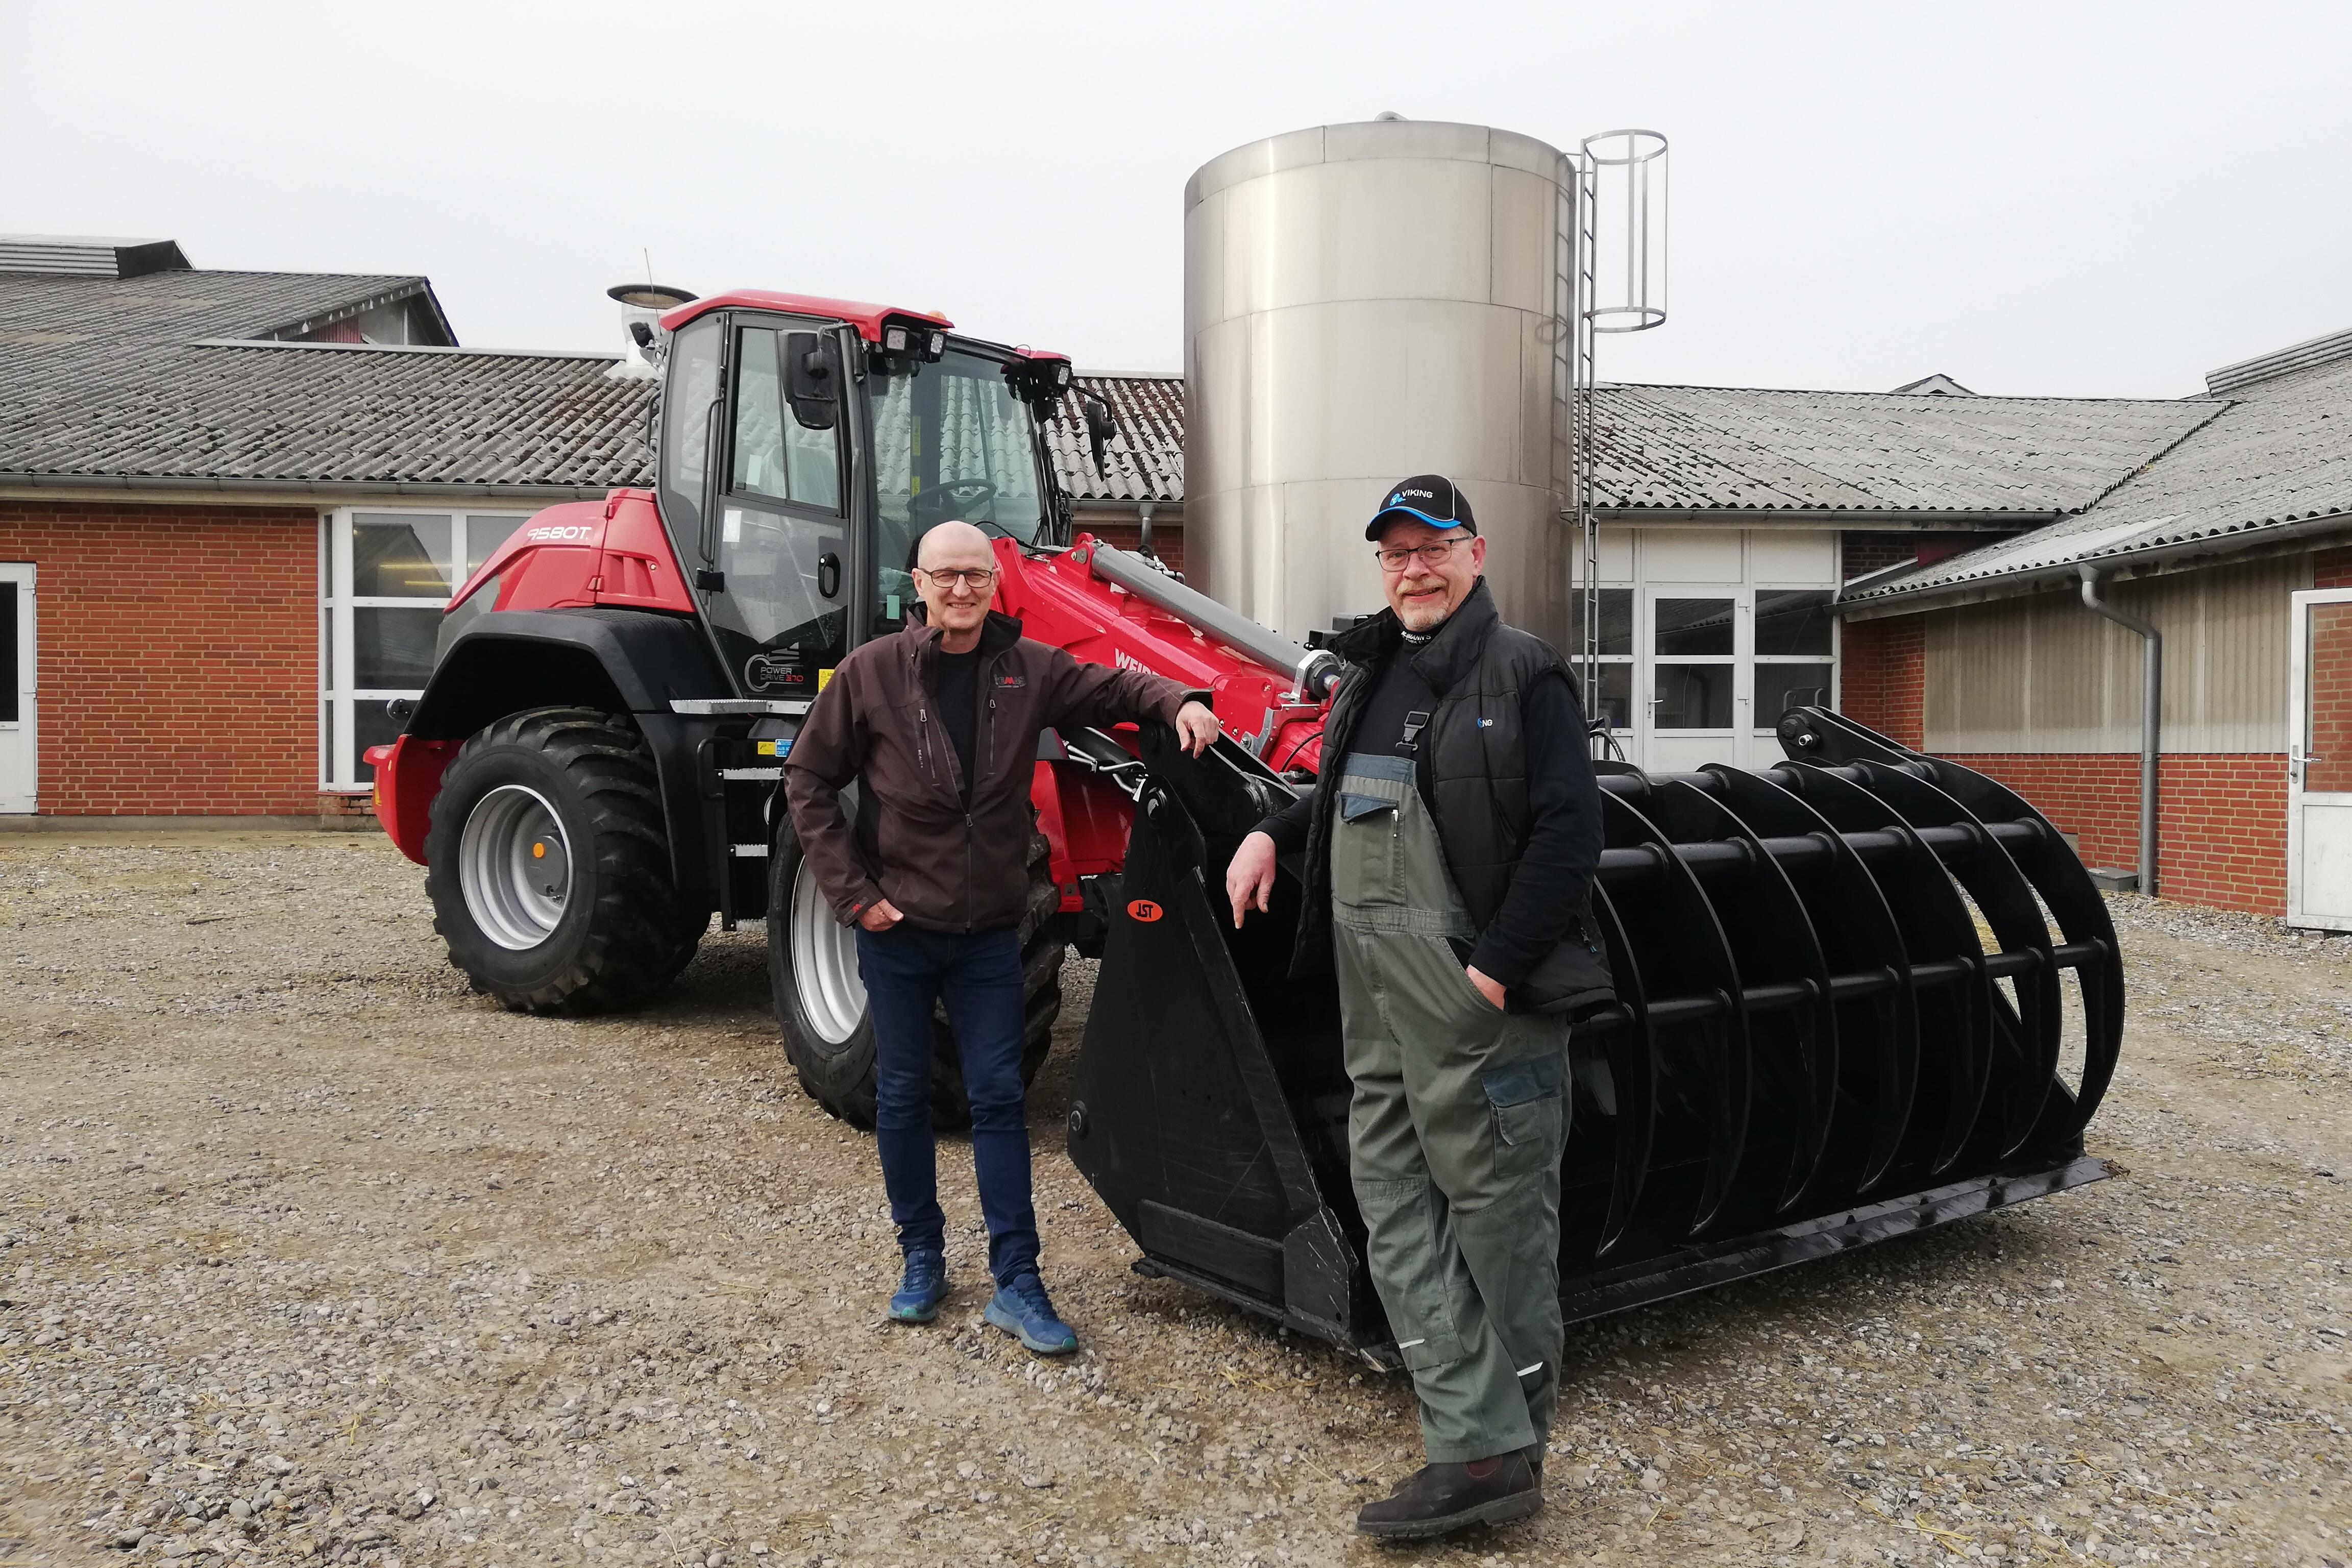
[0,472,627,505]
[2078,566,2161,898]
[1836,507,2352,622]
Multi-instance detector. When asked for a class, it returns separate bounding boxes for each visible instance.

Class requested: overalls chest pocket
[1331,752,1417,910]
[1331,788,1401,908]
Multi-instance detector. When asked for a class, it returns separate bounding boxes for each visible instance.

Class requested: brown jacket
[784,614,1192,932]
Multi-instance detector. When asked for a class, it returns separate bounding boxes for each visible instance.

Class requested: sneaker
[983,1272,1079,1356]
[889,1250,948,1324]
[1354,1454,1542,1539]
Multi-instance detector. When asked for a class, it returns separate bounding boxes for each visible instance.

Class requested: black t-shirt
[934,647,982,804]
[1349,632,1442,806]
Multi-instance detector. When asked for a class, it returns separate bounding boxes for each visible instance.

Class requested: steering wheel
[913,479,998,523]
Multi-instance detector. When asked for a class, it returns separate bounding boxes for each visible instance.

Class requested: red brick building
[0,238,1180,827]
[11,235,2348,924]
[1835,329,2352,922]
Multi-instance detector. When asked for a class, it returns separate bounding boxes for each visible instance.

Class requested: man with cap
[1227,475,1611,1538]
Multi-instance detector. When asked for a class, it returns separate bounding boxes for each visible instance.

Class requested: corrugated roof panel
[1845,352,2352,604]
[1592,384,2219,514]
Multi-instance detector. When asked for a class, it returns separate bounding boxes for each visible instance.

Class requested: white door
[2287,587,2352,929]
[0,564,34,813]
[1645,586,1742,770]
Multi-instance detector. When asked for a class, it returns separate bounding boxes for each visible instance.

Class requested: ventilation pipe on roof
[2079,565,2161,897]
[1138,500,1156,561]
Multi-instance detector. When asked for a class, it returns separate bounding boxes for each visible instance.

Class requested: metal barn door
[2287,588,2352,929]
[0,564,33,813]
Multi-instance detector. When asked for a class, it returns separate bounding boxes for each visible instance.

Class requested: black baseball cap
[1365,474,1478,540]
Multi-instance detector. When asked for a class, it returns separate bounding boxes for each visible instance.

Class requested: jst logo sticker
[1125,899,1164,923]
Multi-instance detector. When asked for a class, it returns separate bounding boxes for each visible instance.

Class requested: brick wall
[1073,512,1185,577]
[1840,532,1918,581]
[0,499,320,815]
[1942,752,2288,915]
[2315,545,2352,589]
[1837,613,1925,748]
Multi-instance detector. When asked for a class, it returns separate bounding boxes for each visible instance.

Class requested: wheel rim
[459,784,573,951]
[791,854,867,1044]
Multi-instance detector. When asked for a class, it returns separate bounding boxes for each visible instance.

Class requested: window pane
[1655,597,1733,656]
[0,582,16,725]
[731,329,789,498]
[352,513,452,597]
[1567,588,1633,657]
[869,349,1046,625]
[1654,663,1734,728]
[1579,662,1632,731]
[355,701,406,783]
[1756,662,1834,720]
[1755,589,1834,656]
[660,316,721,553]
[354,607,442,689]
[731,330,844,512]
[466,515,529,578]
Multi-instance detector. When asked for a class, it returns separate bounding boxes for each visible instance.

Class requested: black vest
[1290,579,1614,1017]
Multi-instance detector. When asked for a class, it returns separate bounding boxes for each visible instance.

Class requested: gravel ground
[2,832,2346,1568]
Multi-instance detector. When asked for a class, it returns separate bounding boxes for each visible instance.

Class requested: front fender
[379,607,731,895]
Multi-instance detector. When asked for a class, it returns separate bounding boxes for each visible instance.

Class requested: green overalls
[1330,751,1572,1463]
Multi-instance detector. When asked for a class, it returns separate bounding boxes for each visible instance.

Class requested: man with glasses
[1227,475,1611,1539]
[786,520,1220,1355]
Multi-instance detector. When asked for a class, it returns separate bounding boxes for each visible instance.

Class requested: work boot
[984,1271,1079,1356]
[1354,1453,1542,1539]
[889,1250,949,1324]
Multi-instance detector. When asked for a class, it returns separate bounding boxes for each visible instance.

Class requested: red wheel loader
[370,285,2126,1364]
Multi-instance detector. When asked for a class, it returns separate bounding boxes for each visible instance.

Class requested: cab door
[696,318,855,697]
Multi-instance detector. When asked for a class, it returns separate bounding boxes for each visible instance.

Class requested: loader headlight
[879,321,948,362]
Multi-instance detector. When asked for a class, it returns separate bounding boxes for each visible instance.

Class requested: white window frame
[319,507,537,790]
[1585,528,1841,768]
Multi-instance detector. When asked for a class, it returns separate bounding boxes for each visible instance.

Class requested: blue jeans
[854,924,1038,1286]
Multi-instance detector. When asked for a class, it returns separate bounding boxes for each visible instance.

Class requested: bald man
[786,521,1219,1353]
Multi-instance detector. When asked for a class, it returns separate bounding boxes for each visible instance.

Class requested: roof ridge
[1604,380,2208,407]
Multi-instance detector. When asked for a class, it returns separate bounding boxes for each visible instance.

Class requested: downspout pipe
[2078,565,2161,896]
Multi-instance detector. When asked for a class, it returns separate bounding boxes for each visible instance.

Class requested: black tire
[770,828,1064,1131]
[425,707,705,1015]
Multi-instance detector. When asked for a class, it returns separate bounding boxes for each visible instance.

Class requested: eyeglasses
[914,566,998,589]
[1374,537,1472,572]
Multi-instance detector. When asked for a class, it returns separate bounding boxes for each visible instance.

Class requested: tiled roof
[1592,383,2221,515]
[1045,373,1183,503]
[0,265,639,494]
[3,341,653,490]
[1844,351,2352,606]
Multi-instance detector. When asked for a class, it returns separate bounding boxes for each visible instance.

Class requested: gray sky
[7,0,2347,398]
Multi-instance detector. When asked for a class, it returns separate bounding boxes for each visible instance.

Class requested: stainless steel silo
[1184,119,1576,647]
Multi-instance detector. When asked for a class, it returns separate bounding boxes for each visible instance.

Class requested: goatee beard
[1398,601,1451,634]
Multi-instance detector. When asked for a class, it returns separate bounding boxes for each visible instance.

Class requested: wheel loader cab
[655,302,1068,702]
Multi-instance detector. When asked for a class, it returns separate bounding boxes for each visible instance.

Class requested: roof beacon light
[606,283,699,311]
[604,283,697,382]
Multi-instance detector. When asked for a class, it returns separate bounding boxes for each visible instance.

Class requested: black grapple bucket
[1065,709,2123,1363]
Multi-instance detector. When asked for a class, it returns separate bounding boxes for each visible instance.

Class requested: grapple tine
[1850,761,2064,1160]
[1596,789,1754,1238]
[1777,762,1992,1176]
[1585,889,1656,1258]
